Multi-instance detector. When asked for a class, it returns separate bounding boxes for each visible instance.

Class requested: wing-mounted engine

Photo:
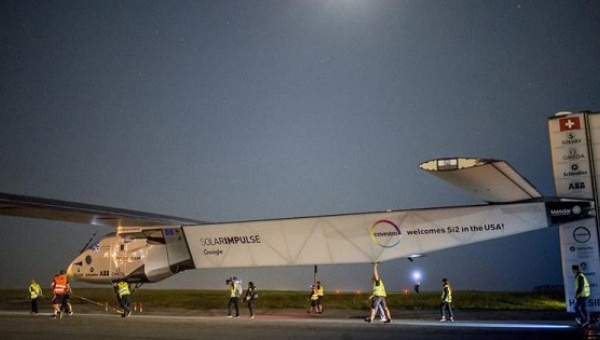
[67,227,195,284]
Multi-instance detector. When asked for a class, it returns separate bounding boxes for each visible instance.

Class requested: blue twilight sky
[1,0,599,292]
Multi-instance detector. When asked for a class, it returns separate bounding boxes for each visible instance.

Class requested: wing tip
[419,157,498,172]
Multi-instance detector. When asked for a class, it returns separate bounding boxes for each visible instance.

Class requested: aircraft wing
[182,202,555,268]
[0,192,206,228]
[419,158,542,203]
[0,158,537,231]
[181,157,592,269]
[0,157,593,275]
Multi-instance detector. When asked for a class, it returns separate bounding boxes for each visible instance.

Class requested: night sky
[1,1,599,292]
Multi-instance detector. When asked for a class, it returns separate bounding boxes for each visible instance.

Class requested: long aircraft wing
[179,157,591,268]
[183,202,556,268]
[419,158,542,203]
[0,158,539,230]
[0,192,205,228]
[1,158,593,272]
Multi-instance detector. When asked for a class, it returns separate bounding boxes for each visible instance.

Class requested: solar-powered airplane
[0,157,592,288]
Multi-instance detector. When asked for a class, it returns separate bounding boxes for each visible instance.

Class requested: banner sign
[548,113,593,200]
[549,112,600,312]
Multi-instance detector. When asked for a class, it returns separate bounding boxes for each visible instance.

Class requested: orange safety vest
[53,275,69,295]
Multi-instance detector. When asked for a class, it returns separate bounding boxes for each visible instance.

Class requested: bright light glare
[412,271,421,281]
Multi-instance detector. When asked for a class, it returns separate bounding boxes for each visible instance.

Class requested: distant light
[335,289,341,294]
[356,290,362,295]
[403,289,409,294]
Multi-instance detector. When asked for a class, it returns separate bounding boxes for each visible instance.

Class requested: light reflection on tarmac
[0,310,594,340]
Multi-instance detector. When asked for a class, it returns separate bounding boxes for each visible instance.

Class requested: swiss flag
[559,117,581,131]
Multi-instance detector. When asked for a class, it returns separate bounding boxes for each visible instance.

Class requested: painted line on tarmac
[0,311,575,330]
[391,320,572,329]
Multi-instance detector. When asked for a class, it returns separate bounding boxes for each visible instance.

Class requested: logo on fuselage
[370,220,402,248]
[573,226,592,243]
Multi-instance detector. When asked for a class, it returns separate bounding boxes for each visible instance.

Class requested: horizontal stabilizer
[419,158,542,203]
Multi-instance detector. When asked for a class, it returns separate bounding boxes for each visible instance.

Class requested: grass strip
[1,288,566,312]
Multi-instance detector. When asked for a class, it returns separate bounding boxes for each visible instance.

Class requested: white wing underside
[0,158,562,270]
[183,158,549,268]
[184,202,549,268]
[419,158,542,203]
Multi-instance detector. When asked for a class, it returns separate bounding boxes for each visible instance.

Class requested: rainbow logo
[370,220,402,248]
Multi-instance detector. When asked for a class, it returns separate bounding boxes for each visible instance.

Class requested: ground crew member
[366,263,392,323]
[440,278,454,322]
[116,280,132,317]
[316,281,324,314]
[307,284,319,314]
[28,279,43,315]
[51,270,70,318]
[243,281,258,318]
[572,265,590,327]
[226,277,242,318]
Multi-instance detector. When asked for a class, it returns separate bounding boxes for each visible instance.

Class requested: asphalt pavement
[0,306,595,340]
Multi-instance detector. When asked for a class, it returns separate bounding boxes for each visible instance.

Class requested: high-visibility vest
[373,279,387,297]
[575,273,591,298]
[317,285,324,297]
[231,282,242,297]
[29,283,42,299]
[441,284,452,303]
[117,282,131,298]
[310,288,319,301]
[53,275,68,295]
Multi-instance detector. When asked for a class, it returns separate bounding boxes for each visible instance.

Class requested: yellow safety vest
[373,279,386,297]
[575,273,591,298]
[117,282,131,298]
[441,284,452,303]
[29,283,42,299]
[310,288,319,300]
[231,282,242,297]
[317,285,324,297]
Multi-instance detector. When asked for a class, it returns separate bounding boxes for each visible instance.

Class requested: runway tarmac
[0,309,594,340]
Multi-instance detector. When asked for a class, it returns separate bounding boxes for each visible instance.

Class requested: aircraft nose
[66,255,83,278]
